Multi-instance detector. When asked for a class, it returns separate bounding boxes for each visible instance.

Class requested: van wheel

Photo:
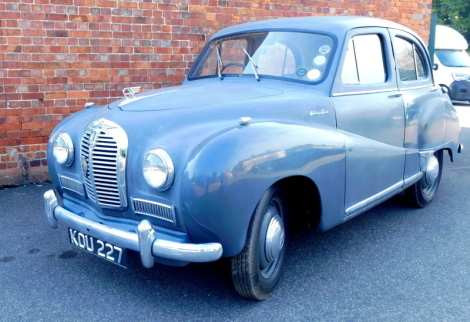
[231,186,287,300]
[405,150,443,208]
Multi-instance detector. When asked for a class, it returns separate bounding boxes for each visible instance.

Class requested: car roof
[212,16,419,40]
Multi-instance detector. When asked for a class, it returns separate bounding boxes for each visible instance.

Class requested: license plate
[68,228,127,268]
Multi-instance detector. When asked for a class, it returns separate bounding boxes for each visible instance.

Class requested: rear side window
[342,34,386,85]
[395,37,426,81]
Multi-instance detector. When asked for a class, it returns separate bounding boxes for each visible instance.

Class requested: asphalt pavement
[1,103,470,321]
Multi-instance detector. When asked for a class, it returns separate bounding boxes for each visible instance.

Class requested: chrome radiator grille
[80,119,128,208]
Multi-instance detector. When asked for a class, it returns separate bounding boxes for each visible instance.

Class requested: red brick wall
[0,0,432,186]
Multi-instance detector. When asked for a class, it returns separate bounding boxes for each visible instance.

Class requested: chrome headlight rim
[52,132,74,166]
[143,148,175,191]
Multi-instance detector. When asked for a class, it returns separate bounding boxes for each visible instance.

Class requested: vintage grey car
[44,16,462,300]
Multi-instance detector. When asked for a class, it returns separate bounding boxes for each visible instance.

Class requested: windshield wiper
[241,46,260,81]
[216,46,223,80]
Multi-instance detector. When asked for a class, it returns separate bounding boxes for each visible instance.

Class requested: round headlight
[52,132,74,166]
[143,149,174,191]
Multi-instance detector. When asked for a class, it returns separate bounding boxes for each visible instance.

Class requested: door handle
[388,93,403,98]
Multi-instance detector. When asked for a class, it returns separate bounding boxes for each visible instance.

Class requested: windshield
[189,31,334,83]
[436,49,470,67]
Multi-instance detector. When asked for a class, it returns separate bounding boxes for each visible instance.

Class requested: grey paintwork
[46,16,461,264]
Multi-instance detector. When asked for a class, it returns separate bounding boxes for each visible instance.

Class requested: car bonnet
[114,82,283,112]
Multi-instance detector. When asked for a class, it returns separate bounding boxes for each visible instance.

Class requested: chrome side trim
[332,88,397,97]
[345,181,403,220]
[398,84,432,91]
[59,175,85,196]
[403,172,423,188]
[43,190,223,265]
[133,198,176,224]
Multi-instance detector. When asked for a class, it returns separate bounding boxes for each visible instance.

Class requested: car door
[331,27,406,218]
[389,29,446,182]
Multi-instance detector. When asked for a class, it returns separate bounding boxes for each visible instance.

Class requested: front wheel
[231,186,287,300]
[405,150,443,208]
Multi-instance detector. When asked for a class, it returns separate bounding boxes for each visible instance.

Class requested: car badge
[89,130,98,145]
[123,87,141,100]
[81,159,88,174]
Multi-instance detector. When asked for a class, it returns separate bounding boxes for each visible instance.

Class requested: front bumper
[44,189,223,268]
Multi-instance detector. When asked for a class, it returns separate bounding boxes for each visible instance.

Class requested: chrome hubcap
[425,155,439,187]
[259,201,285,279]
[265,215,285,263]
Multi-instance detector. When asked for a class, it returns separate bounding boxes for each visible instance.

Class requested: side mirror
[433,63,439,71]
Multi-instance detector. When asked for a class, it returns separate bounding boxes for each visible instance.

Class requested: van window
[395,37,427,81]
[341,34,386,85]
[435,50,470,68]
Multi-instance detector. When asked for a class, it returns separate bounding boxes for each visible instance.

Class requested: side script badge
[309,109,329,116]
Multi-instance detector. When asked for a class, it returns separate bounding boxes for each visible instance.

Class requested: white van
[433,25,470,102]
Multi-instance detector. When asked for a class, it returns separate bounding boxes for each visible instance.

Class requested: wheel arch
[275,175,322,230]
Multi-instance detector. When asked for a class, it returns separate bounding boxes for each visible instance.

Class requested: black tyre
[405,150,443,208]
[231,186,287,300]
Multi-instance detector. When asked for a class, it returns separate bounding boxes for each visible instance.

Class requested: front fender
[180,121,345,257]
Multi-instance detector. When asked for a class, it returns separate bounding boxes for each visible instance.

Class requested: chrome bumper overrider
[44,189,223,268]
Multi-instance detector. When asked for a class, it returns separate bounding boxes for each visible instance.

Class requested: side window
[395,37,427,81]
[341,34,386,85]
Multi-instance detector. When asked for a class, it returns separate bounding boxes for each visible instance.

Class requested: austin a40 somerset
[44,16,462,300]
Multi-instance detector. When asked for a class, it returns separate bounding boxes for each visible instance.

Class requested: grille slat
[94,186,119,192]
[80,119,128,208]
[94,177,119,183]
[92,159,117,165]
[94,152,117,156]
[98,195,120,201]
[91,169,117,175]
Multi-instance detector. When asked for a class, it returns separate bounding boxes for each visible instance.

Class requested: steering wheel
[221,63,245,73]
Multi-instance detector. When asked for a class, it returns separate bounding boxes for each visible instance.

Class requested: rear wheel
[231,186,287,300]
[405,150,443,208]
